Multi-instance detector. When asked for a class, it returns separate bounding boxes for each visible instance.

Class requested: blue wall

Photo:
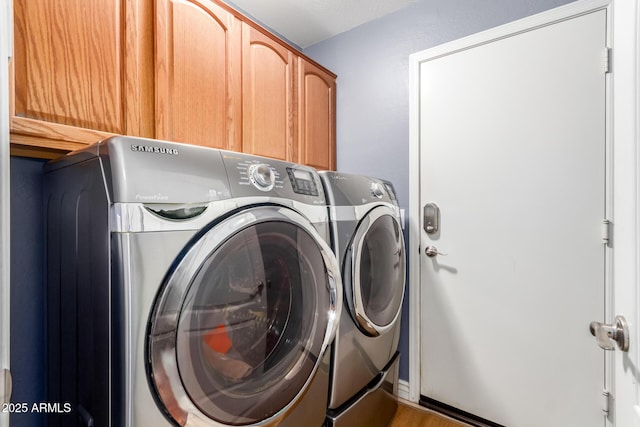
[304,0,576,381]
[10,156,47,427]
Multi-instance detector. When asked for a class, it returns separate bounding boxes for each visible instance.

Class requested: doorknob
[589,316,629,352]
[425,246,447,258]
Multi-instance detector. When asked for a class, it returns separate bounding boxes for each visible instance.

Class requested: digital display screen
[293,169,313,181]
[287,167,318,196]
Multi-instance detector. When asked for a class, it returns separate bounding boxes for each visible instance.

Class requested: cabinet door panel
[14,0,122,132]
[242,23,294,161]
[11,0,153,155]
[156,0,241,150]
[298,58,336,171]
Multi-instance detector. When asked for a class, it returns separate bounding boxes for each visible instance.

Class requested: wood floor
[389,403,469,427]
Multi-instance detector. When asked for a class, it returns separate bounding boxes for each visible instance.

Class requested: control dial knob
[248,163,276,191]
[370,182,385,199]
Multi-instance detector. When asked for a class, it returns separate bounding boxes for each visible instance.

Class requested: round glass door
[349,206,405,336]
[147,206,340,426]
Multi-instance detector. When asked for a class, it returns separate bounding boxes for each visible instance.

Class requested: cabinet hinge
[602,389,610,415]
[604,47,611,74]
[602,219,611,245]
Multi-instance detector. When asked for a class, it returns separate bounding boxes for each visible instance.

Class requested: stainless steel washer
[319,172,406,427]
[45,136,342,427]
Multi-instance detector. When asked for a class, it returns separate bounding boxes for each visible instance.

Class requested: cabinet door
[241,23,295,161]
[156,0,241,150]
[297,58,336,171]
[11,0,153,154]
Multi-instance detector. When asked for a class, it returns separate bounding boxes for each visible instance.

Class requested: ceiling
[225,0,416,48]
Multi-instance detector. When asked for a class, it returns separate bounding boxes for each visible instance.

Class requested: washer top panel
[46,136,231,204]
[46,136,327,206]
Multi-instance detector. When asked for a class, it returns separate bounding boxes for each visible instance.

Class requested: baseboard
[420,396,505,427]
[397,379,410,401]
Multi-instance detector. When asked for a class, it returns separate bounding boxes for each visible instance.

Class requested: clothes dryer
[45,136,342,427]
[319,172,406,427]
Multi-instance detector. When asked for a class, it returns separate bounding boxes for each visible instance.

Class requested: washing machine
[44,136,342,427]
[319,172,406,427]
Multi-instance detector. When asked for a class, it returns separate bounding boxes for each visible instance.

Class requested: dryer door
[347,205,405,337]
[147,206,341,426]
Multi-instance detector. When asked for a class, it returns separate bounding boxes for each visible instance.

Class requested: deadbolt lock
[423,203,440,234]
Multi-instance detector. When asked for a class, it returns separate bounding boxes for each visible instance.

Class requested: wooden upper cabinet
[11,0,154,156]
[10,0,336,166]
[297,58,336,171]
[155,0,241,150]
[241,23,295,162]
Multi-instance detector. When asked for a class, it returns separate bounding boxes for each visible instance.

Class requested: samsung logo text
[130,145,179,155]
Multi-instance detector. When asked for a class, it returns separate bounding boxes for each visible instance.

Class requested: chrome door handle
[589,315,629,352]
[425,246,447,258]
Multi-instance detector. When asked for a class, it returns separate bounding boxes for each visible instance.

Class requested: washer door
[147,206,341,426]
[346,206,405,337]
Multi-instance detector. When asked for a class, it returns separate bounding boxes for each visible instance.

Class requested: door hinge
[602,219,611,245]
[602,389,611,415]
[604,47,611,73]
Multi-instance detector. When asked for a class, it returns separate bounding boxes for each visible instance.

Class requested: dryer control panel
[319,172,397,207]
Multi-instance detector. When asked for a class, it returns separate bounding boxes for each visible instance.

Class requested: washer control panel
[287,167,319,196]
[229,157,284,192]
[220,151,326,204]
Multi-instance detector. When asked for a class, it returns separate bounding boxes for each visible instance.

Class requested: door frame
[408,0,639,424]
[0,1,11,425]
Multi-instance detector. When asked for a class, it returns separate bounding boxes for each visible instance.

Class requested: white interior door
[0,1,11,426]
[417,9,608,427]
